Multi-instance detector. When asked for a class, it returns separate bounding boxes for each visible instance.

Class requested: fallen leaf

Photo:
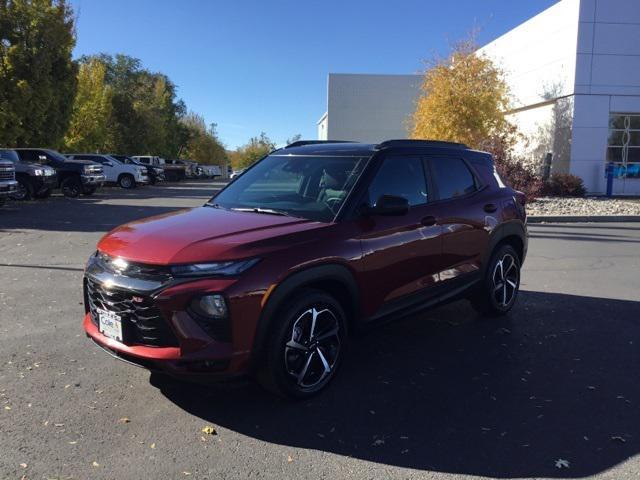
[555,459,570,469]
[201,425,216,435]
[92,461,100,467]
[183,472,191,476]
[118,417,130,424]
[287,455,293,463]
[611,436,626,443]
[4,406,10,410]
[54,423,64,427]
[150,443,156,449]
[68,441,77,445]
[19,463,27,468]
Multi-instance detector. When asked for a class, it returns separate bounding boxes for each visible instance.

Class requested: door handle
[421,216,437,226]
[484,203,498,213]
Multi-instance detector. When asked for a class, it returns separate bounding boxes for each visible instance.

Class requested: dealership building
[317,0,640,195]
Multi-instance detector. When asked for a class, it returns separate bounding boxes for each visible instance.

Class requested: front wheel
[470,244,521,316]
[118,174,135,189]
[259,289,347,399]
[82,186,96,196]
[12,178,34,201]
[61,177,82,198]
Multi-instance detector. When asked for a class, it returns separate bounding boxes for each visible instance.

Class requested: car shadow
[152,290,640,478]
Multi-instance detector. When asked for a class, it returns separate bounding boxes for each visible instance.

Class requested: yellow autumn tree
[64,60,113,152]
[410,39,512,149]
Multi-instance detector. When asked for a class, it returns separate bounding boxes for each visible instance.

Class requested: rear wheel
[259,289,347,399]
[12,178,34,200]
[61,176,82,198]
[470,244,521,316]
[118,174,135,189]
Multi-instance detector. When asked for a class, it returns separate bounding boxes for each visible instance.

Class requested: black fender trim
[481,221,527,276]
[249,263,360,370]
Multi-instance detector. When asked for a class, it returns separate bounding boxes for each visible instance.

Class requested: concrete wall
[321,73,422,143]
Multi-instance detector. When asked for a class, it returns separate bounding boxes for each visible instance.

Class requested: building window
[608,113,640,178]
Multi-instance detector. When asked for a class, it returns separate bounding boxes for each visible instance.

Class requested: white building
[318,0,640,195]
[317,73,422,144]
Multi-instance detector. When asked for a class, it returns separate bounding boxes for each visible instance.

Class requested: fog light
[192,294,228,319]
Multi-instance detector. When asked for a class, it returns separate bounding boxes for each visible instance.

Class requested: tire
[470,244,521,316]
[82,186,96,196]
[118,174,135,189]
[258,289,347,399]
[12,178,34,201]
[61,177,82,198]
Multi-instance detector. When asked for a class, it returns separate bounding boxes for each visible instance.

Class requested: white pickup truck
[66,153,148,189]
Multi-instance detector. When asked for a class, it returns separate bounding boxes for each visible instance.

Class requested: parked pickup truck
[14,148,105,197]
[111,155,165,185]
[0,159,18,206]
[133,156,186,181]
[0,148,57,200]
[66,153,148,189]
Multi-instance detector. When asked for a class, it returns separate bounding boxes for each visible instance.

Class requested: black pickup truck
[0,148,57,200]
[14,148,105,197]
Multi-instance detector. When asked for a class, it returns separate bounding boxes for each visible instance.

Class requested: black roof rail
[284,140,356,148]
[376,139,468,150]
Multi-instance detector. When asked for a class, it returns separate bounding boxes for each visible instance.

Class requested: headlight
[44,168,55,176]
[33,168,44,176]
[83,165,95,174]
[171,258,259,277]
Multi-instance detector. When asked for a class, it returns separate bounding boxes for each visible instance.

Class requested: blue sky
[70,0,558,149]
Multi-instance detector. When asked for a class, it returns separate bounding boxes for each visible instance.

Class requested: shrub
[495,158,545,203]
[544,173,586,197]
[479,129,544,202]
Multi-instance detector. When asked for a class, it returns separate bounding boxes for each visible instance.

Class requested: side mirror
[105,161,113,167]
[362,194,409,216]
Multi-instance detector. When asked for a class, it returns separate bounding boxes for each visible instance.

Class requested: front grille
[0,167,15,181]
[85,165,103,175]
[85,278,179,347]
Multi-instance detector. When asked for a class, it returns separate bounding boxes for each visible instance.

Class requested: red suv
[83,140,527,398]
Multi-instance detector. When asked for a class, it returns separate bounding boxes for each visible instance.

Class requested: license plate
[98,309,123,342]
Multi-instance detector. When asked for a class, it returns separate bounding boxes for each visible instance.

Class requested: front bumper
[82,256,256,380]
[0,180,18,197]
[35,174,58,192]
[81,174,105,185]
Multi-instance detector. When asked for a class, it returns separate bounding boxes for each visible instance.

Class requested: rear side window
[430,157,477,200]
[368,156,428,206]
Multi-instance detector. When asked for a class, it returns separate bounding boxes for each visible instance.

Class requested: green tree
[410,38,513,149]
[234,132,276,169]
[78,54,188,157]
[286,134,302,145]
[64,60,113,152]
[0,0,77,147]
[180,112,227,165]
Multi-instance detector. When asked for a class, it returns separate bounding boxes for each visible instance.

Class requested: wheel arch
[250,263,360,370]
[481,221,527,275]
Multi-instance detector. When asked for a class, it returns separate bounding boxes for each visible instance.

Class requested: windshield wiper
[231,207,293,217]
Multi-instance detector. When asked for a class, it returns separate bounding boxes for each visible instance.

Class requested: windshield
[46,149,68,163]
[210,154,369,222]
[0,149,19,163]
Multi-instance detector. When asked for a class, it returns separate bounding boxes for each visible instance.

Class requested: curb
[527,215,640,223]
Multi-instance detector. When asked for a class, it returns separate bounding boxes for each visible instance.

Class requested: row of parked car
[0,148,222,204]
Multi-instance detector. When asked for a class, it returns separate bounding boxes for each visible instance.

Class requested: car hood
[64,159,99,166]
[97,206,326,265]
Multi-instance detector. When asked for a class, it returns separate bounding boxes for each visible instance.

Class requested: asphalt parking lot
[1,181,639,480]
